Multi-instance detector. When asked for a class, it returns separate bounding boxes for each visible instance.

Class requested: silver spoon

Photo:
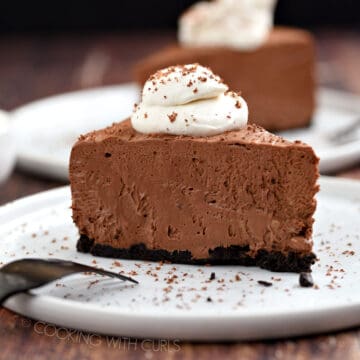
[0,258,138,304]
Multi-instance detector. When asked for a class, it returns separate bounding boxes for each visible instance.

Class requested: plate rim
[11,83,140,116]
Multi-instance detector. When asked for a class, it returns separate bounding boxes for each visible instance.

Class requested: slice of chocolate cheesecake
[70,64,319,272]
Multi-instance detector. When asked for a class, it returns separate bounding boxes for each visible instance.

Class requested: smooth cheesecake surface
[134,27,316,131]
[70,119,319,271]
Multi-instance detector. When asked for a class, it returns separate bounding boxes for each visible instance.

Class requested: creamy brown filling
[70,120,319,259]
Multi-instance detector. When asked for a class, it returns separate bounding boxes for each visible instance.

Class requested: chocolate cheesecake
[134,0,316,131]
[70,64,319,272]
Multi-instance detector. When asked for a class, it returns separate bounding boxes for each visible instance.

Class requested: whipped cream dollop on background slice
[131,64,248,136]
[179,0,277,50]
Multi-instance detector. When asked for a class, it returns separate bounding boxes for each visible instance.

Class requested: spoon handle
[0,272,39,305]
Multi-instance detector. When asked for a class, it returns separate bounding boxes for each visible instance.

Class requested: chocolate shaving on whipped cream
[131,64,248,136]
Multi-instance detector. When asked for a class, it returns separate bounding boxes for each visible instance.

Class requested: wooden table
[0,30,359,359]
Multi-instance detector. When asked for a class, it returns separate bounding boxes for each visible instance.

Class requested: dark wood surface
[0,30,360,359]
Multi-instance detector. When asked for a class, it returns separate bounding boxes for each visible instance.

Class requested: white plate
[11,85,360,180]
[1,176,360,341]
[0,110,16,183]
[279,89,360,173]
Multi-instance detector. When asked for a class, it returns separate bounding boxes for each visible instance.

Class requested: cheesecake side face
[134,27,316,132]
[70,120,319,272]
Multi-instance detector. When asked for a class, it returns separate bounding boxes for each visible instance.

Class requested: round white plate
[11,85,360,180]
[0,176,360,341]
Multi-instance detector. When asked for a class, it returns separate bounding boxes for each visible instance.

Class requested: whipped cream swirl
[179,0,277,50]
[131,64,248,136]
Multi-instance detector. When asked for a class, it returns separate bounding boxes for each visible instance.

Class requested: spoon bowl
[0,258,138,304]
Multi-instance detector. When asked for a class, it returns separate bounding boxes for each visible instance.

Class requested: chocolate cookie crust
[77,235,316,273]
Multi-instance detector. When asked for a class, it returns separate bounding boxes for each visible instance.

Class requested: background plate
[11,85,360,180]
[11,84,139,180]
[0,176,360,341]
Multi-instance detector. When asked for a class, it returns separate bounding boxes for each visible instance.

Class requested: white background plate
[0,176,360,341]
[11,85,360,180]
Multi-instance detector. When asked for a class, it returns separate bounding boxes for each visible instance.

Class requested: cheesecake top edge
[135,27,315,61]
[75,118,318,154]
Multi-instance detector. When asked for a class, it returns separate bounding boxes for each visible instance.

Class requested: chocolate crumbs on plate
[299,272,314,287]
[167,112,178,123]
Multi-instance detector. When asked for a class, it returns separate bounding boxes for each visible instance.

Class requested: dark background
[0,0,360,33]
